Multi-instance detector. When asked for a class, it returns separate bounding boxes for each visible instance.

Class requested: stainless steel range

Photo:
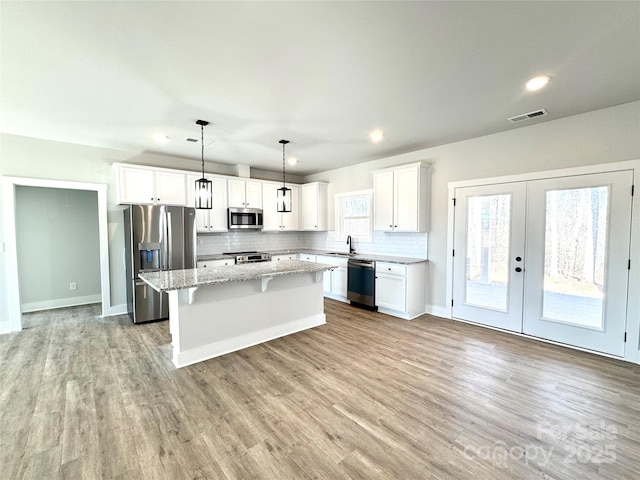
[224,251,272,264]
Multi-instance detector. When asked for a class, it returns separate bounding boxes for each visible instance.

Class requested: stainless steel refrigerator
[124,205,196,323]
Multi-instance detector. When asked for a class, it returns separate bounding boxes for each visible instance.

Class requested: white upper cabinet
[262,182,299,231]
[373,162,430,232]
[186,174,228,232]
[116,164,186,205]
[301,182,329,231]
[228,179,263,209]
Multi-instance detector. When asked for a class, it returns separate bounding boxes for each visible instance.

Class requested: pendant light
[194,119,212,209]
[277,139,292,213]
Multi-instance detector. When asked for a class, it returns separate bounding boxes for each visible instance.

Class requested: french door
[452,171,633,357]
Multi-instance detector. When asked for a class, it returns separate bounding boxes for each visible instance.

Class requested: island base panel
[168,273,326,368]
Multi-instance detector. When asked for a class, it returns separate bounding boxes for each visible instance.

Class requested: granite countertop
[139,260,337,292]
[198,249,427,265]
[293,249,428,265]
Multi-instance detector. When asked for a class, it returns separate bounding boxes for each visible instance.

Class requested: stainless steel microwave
[227,207,263,230]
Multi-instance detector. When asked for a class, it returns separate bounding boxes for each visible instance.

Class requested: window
[335,190,372,242]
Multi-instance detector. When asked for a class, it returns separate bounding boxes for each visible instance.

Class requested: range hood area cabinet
[373,162,431,232]
[117,164,187,206]
[228,178,263,209]
[262,182,300,231]
[186,174,228,232]
[301,182,329,231]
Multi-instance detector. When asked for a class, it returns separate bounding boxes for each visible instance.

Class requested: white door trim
[1,176,112,332]
[447,159,640,364]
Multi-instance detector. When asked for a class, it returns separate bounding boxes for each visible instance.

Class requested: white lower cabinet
[316,255,348,302]
[375,261,427,319]
[271,253,296,262]
[197,259,233,268]
[298,253,316,262]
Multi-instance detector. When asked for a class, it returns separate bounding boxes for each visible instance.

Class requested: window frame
[334,189,373,242]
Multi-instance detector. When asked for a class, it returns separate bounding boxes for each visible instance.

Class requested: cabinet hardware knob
[515,267,523,272]
[389,224,393,227]
[515,256,522,262]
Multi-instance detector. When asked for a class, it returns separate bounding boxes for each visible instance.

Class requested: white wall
[304,101,640,316]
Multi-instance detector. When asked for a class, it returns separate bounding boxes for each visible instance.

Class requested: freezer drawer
[131,279,168,323]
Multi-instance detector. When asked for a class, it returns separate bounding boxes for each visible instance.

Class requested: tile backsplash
[198,230,428,258]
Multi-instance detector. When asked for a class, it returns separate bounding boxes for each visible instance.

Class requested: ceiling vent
[508,108,548,123]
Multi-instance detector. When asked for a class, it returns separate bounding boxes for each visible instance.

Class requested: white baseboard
[425,304,450,319]
[173,314,326,368]
[102,303,128,317]
[21,295,102,313]
[0,321,12,335]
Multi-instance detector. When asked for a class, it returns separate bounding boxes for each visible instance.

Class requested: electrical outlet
[69,282,77,291]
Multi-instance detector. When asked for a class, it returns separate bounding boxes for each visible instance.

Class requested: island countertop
[139,259,336,292]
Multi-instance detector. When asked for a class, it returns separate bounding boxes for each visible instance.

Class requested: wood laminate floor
[1,299,639,479]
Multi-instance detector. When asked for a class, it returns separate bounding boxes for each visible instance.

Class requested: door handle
[515,267,523,272]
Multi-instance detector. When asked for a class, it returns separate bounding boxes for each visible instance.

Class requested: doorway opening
[2,177,111,332]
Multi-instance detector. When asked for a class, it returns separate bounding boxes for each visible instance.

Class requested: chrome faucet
[346,235,356,254]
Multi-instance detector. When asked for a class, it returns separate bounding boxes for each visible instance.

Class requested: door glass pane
[542,187,608,329]
[465,194,511,311]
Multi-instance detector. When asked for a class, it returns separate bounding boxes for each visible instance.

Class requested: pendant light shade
[277,139,292,213]
[195,119,212,209]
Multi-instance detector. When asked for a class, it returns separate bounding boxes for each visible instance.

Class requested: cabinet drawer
[197,259,233,268]
[299,254,316,262]
[272,254,296,261]
[376,262,407,276]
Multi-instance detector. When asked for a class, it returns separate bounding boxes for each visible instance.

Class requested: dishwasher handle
[348,259,376,269]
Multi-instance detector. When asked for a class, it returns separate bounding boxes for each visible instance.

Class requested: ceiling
[1,1,639,176]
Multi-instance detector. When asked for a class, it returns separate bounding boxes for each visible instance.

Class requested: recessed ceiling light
[525,75,551,91]
[369,129,384,143]
[152,132,170,144]
[287,156,298,166]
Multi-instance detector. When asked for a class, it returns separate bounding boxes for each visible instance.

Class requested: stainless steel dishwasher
[347,259,378,310]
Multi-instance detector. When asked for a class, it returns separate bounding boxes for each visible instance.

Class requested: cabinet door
[281,185,299,230]
[244,181,263,208]
[323,270,332,293]
[376,273,407,312]
[301,184,317,230]
[261,183,281,231]
[393,166,419,231]
[332,267,348,297]
[209,177,229,231]
[316,255,334,293]
[155,171,186,205]
[227,179,246,208]
[118,167,155,204]
[373,171,394,231]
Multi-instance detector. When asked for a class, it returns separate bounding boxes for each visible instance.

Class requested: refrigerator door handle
[165,210,173,270]
[160,209,167,271]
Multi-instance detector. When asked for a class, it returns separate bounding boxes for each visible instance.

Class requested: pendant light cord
[201,123,205,177]
[282,142,286,186]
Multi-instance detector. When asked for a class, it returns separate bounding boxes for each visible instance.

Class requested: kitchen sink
[324,252,356,257]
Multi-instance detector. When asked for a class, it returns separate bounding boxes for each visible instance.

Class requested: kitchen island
[139,260,335,368]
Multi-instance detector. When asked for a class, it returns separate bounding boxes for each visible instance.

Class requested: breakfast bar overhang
[139,260,335,368]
